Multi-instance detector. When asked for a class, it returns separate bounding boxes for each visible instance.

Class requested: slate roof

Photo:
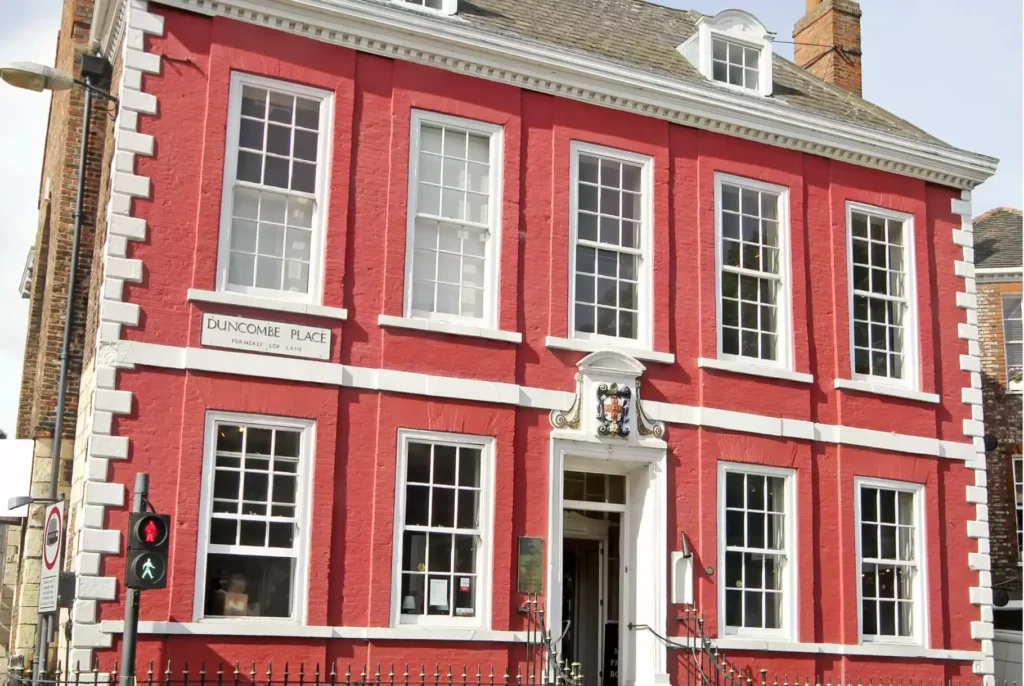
[974,208,1023,270]
[376,0,947,146]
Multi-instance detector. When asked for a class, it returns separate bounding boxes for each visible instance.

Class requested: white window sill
[188,289,348,320]
[379,314,522,343]
[698,358,813,384]
[834,378,939,404]
[545,336,675,364]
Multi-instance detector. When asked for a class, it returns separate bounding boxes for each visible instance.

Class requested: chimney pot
[793,0,863,97]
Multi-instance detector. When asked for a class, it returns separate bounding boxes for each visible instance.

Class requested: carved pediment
[550,350,664,441]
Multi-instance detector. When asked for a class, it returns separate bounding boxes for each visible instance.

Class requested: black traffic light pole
[119,473,147,686]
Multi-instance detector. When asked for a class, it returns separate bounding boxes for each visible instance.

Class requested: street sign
[125,512,170,590]
[38,500,65,612]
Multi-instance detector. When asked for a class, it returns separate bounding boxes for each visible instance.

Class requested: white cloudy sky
[0,0,1021,433]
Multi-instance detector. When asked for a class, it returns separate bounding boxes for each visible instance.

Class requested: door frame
[547,436,669,686]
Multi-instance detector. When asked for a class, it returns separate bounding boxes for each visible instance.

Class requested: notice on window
[428,578,449,609]
[201,312,330,360]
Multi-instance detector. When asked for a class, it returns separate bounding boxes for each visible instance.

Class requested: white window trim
[378,313,521,343]
[713,173,793,372]
[216,72,334,305]
[1014,454,1023,562]
[716,461,797,641]
[188,288,348,321]
[1002,293,1023,393]
[677,11,774,98]
[193,411,316,624]
[853,476,928,646]
[845,202,920,391]
[390,0,457,16]
[568,140,655,351]
[403,109,503,329]
[390,428,496,630]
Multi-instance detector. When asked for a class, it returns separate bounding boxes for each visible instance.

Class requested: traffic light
[125,513,170,590]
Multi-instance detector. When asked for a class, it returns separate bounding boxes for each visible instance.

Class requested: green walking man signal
[125,513,170,590]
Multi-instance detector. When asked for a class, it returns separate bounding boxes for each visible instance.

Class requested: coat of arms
[596,383,631,438]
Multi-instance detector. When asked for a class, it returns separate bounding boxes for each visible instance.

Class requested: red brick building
[20,0,1006,683]
[972,208,1022,679]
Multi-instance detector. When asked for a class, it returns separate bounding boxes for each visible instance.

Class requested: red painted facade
[93,4,980,679]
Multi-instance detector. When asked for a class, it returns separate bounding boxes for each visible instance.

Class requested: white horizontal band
[116,340,973,460]
[670,635,983,661]
[100,620,525,642]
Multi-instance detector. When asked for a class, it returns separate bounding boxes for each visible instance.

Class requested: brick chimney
[793,0,863,97]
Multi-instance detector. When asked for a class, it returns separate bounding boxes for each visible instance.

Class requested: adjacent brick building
[4,0,1009,683]
[973,208,1022,679]
[1,0,117,672]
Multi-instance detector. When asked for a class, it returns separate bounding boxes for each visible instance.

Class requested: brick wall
[978,278,1023,591]
[15,0,109,444]
[5,0,118,667]
[793,0,863,97]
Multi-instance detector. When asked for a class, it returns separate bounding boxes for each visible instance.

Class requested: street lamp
[1,54,115,686]
[0,62,74,92]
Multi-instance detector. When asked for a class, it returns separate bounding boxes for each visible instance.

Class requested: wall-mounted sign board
[201,313,330,360]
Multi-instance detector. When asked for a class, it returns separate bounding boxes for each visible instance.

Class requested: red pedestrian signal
[144,520,158,543]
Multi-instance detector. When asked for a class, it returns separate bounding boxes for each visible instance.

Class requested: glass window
[722,470,789,633]
[201,418,309,619]
[221,75,329,298]
[850,209,910,382]
[858,484,919,640]
[407,112,500,323]
[395,0,453,12]
[572,146,648,342]
[1014,455,1023,560]
[718,180,785,363]
[397,438,487,623]
[712,38,759,90]
[563,471,626,504]
[1003,295,1022,390]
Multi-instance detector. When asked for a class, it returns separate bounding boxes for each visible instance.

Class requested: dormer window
[394,0,457,15]
[679,10,775,97]
[712,37,760,90]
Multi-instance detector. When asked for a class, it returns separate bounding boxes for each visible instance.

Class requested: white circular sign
[43,505,62,570]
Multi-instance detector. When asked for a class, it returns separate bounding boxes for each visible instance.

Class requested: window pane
[204,554,293,618]
[400,574,425,615]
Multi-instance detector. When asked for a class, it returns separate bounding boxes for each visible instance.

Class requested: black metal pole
[31,72,94,686]
[119,473,148,686]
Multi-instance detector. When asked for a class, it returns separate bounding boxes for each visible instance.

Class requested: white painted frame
[713,173,793,371]
[853,476,928,646]
[1014,455,1023,562]
[216,72,334,305]
[716,461,797,640]
[547,438,668,686]
[193,411,316,623]
[403,109,504,329]
[568,141,655,351]
[390,428,496,629]
[1001,293,1023,393]
[390,0,457,16]
[844,202,920,391]
[678,10,774,98]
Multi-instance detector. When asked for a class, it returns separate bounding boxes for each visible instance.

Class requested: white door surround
[547,351,670,686]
